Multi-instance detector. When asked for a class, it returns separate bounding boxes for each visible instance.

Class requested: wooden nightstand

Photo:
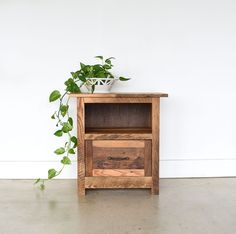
[70,93,168,195]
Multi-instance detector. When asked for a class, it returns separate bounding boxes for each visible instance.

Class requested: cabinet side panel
[77,98,85,195]
[151,98,160,194]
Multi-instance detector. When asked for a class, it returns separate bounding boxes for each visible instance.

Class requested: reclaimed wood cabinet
[70,93,168,195]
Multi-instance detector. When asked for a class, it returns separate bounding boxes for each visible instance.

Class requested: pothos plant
[35,56,130,190]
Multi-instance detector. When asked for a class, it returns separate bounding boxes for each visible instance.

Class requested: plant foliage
[35,56,130,190]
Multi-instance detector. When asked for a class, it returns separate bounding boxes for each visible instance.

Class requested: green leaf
[79,76,86,82]
[103,64,111,69]
[49,90,61,102]
[34,178,40,184]
[64,78,81,93]
[51,113,55,119]
[106,57,115,60]
[85,65,92,73]
[71,136,77,148]
[60,105,69,117]
[71,72,78,79]
[68,117,73,127]
[105,57,115,64]
[75,70,81,76]
[105,59,111,65]
[96,71,106,78]
[80,62,86,69]
[61,156,71,165]
[62,122,73,133]
[95,55,103,60]
[64,78,72,85]
[93,64,102,71]
[40,184,45,190]
[71,136,77,144]
[68,148,75,154]
[54,130,63,137]
[60,105,68,112]
[119,77,130,81]
[54,147,65,155]
[48,168,57,179]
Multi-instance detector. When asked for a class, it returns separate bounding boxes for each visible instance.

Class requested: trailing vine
[35,56,129,190]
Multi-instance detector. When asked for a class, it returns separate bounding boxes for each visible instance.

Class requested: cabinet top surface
[69,92,168,98]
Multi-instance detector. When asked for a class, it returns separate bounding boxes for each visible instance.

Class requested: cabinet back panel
[85,103,151,130]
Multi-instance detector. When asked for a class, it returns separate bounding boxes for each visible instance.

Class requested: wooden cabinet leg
[151,98,160,195]
[151,183,159,195]
[78,181,85,196]
[77,97,86,196]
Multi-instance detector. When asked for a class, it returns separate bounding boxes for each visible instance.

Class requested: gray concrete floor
[0,178,236,234]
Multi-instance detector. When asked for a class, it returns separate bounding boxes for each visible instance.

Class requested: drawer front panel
[92,169,145,177]
[92,140,145,169]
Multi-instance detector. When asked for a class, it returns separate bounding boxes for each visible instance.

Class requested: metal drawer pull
[107,156,129,161]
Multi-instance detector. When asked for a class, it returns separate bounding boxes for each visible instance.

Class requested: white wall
[0,0,236,179]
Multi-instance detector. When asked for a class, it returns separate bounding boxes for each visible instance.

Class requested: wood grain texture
[69,92,168,98]
[151,98,160,195]
[84,97,152,103]
[144,140,152,176]
[77,98,85,196]
[85,103,151,129]
[85,128,152,134]
[92,169,144,177]
[85,141,93,176]
[93,140,145,148]
[74,93,167,195]
[93,148,144,169]
[85,177,152,188]
[92,140,146,170]
[85,133,152,140]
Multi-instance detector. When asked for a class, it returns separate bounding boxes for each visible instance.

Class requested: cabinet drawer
[85,140,152,176]
[93,140,145,169]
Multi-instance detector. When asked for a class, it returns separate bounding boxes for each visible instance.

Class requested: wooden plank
[84,97,152,103]
[85,128,152,134]
[85,141,93,177]
[85,133,152,140]
[70,92,168,98]
[151,98,160,195]
[92,169,144,177]
[92,140,145,148]
[85,177,152,188]
[77,98,85,196]
[144,140,152,176]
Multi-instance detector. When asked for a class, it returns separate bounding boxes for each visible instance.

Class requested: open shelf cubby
[85,103,152,134]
